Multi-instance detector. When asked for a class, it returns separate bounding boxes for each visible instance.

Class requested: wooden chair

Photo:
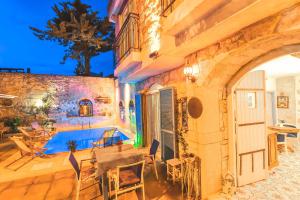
[18,127,50,142]
[144,139,160,180]
[31,121,54,137]
[108,160,145,200]
[5,136,48,170]
[0,122,9,142]
[283,124,300,144]
[68,152,100,200]
[277,133,288,153]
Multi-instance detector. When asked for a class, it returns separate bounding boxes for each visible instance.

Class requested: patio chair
[108,160,145,200]
[18,127,49,142]
[144,139,160,180]
[31,121,55,137]
[0,122,9,142]
[103,136,121,147]
[91,128,117,150]
[68,152,101,200]
[5,136,48,170]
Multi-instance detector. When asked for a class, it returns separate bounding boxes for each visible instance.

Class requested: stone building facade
[0,73,116,130]
[109,0,300,198]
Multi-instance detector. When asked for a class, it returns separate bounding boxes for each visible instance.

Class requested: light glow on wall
[35,99,43,108]
[146,0,161,54]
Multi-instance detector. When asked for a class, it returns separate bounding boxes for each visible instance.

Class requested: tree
[30,0,114,76]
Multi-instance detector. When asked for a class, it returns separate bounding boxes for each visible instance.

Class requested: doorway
[229,54,300,187]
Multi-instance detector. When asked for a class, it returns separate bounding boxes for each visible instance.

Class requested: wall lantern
[35,99,44,108]
[183,64,200,82]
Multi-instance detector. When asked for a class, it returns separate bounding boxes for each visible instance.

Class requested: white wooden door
[234,70,267,186]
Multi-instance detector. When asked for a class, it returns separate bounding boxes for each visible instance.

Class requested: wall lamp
[183,64,200,83]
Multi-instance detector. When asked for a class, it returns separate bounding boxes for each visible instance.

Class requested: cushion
[119,169,141,188]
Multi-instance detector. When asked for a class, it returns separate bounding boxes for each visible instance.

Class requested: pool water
[43,128,129,154]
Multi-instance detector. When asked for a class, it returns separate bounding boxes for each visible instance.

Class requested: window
[247,92,256,109]
[79,99,93,117]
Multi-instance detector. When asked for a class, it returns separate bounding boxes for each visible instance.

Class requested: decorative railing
[114,13,140,65]
[161,0,177,16]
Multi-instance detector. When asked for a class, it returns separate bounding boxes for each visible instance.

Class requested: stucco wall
[276,76,296,124]
[0,73,116,130]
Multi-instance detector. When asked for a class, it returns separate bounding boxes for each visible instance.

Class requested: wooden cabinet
[268,132,278,169]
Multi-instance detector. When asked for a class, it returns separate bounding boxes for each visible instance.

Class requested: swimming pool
[43,128,129,154]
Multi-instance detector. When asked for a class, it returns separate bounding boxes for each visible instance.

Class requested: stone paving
[231,144,300,200]
[0,163,181,200]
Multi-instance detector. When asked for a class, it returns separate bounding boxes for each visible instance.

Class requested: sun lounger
[5,136,48,170]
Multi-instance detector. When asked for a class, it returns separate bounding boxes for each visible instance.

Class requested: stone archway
[183,4,300,192]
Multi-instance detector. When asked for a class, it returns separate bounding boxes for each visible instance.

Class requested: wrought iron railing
[114,13,140,65]
[161,0,177,17]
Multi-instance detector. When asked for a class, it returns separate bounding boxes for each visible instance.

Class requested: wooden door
[234,70,267,186]
[159,87,177,161]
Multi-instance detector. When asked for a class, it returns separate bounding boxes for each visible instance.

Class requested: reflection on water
[44,127,129,154]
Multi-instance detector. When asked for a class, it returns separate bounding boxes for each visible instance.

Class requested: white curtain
[146,93,160,146]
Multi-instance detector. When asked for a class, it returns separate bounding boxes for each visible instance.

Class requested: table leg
[102,172,109,200]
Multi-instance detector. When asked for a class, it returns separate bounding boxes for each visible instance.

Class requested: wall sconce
[35,99,43,108]
[183,64,200,82]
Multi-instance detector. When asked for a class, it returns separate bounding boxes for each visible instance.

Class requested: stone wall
[130,3,300,198]
[0,73,116,130]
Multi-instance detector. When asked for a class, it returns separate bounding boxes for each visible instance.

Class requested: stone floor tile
[23,182,50,200]
[0,185,28,200]
[33,173,54,184]
[11,177,34,187]
[0,181,12,193]
[46,177,74,199]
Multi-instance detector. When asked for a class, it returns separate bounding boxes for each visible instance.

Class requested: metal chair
[91,128,117,150]
[108,160,145,200]
[144,139,160,180]
[103,136,121,147]
[68,152,100,200]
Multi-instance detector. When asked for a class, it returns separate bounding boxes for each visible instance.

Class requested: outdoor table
[94,148,144,200]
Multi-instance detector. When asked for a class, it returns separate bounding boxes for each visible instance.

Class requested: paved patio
[229,143,300,200]
[0,164,182,200]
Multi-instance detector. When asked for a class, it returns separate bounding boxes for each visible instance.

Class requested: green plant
[4,117,21,133]
[66,140,78,152]
[177,128,189,155]
[30,0,114,76]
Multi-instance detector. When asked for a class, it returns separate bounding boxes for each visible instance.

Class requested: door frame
[159,86,177,161]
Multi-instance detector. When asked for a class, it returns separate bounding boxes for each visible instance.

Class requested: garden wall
[0,73,116,131]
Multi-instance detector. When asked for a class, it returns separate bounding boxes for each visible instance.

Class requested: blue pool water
[44,128,129,154]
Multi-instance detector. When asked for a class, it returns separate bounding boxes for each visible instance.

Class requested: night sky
[0,0,114,76]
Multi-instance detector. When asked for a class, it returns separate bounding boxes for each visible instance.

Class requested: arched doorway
[180,5,300,197]
[224,46,300,186]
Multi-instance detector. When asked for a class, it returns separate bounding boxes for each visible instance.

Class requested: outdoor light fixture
[35,99,43,108]
[184,64,200,82]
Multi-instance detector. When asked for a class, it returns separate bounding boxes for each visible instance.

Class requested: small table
[94,148,144,200]
[166,158,184,184]
[268,126,300,152]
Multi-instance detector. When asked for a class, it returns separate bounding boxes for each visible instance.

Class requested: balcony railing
[161,0,177,17]
[114,13,140,65]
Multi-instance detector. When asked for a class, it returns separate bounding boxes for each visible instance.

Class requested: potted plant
[66,140,78,152]
[4,117,21,133]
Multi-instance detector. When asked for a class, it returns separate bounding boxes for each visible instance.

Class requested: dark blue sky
[0,0,114,76]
